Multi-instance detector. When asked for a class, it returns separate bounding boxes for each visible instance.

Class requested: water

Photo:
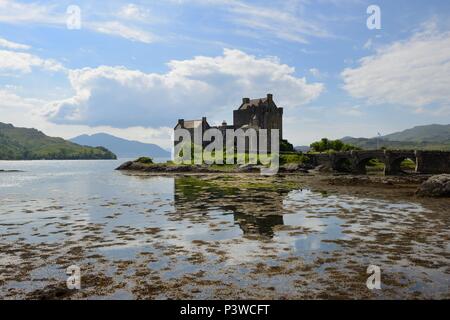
[0,160,448,299]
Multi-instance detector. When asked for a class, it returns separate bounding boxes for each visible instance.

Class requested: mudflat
[1,169,448,299]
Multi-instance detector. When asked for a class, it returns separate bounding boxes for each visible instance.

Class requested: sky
[0,0,450,149]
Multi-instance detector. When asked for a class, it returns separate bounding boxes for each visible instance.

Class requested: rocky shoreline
[115,160,310,174]
[116,160,450,198]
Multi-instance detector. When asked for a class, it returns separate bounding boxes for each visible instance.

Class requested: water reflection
[1,162,448,299]
[174,176,291,238]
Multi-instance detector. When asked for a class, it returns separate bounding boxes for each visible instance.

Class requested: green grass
[136,157,154,164]
[400,159,416,170]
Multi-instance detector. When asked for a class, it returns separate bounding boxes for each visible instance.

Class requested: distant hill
[341,124,450,151]
[70,133,171,159]
[382,124,450,143]
[294,146,311,152]
[0,123,116,160]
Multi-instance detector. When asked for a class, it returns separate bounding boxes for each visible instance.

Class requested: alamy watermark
[367,5,381,30]
[173,127,280,175]
[66,265,81,290]
[366,265,381,290]
[67,5,82,30]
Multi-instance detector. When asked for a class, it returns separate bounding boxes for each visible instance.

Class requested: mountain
[382,124,450,143]
[70,133,171,159]
[341,124,450,151]
[294,146,311,152]
[0,123,116,160]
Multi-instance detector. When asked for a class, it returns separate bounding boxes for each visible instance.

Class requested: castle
[174,94,283,150]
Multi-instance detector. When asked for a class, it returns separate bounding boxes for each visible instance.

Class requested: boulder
[416,174,450,197]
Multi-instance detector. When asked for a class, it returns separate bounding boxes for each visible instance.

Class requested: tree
[280,139,294,152]
[310,138,360,152]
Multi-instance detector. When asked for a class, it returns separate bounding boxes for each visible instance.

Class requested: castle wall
[233,109,253,128]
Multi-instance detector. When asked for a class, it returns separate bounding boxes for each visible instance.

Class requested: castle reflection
[173,176,294,238]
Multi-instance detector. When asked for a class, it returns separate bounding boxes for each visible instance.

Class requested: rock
[237,164,261,173]
[279,163,309,173]
[115,161,133,170]
[128,162,148,171]
[416,174,450,197]
[314,164,333,173]
[281,163,299,172]
[166,165,192,172]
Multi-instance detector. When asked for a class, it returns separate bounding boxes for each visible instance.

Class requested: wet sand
[0,172,449,300]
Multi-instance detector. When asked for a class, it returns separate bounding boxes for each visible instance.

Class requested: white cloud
[45,49,324,128]
[227,1,330,43]
[342,23,450,114]
[179,0,331,43]
[0,89,48,133]
[118,3,151,21]
[87,21,156,44]
[0,0,63,24]
[309,68,328,79]
[170,0,330,43]
[0,89,43,110]
[0,1,157,44]
[0,37,30,50]
[363,38,372,50]
[0,87,174,148]
[337,105,363,117]
[0,50,64,73]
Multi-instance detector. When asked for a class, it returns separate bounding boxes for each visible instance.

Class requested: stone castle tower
[233,94,283,140]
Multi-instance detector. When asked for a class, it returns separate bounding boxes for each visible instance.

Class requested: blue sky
[1,0,450,148]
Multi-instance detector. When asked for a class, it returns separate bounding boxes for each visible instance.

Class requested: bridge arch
[385,151,417,175]
[333,156,353,172]
[353,156,386,175]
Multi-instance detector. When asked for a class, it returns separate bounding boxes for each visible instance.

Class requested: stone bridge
[309,150,450,175]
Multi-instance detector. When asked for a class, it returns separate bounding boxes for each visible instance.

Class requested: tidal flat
[0,160,449,299]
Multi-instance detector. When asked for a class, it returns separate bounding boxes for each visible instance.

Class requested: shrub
[280,152,309,165]
[136,157,154,164]
[280,139,294,152]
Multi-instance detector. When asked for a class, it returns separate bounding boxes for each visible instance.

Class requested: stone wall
[308,153,333,167]
[416,151,450,174]
[233,106,283,140]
